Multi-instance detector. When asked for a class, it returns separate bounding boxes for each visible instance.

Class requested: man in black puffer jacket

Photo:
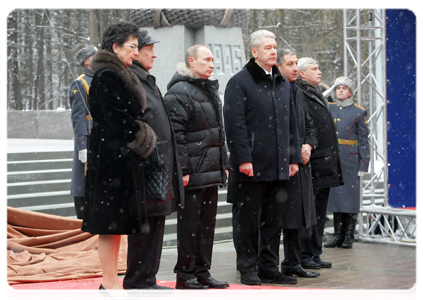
[164,44,230,290]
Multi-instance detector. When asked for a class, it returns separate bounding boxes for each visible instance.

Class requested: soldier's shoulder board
[354,103,366,110]
[76,74,86,81]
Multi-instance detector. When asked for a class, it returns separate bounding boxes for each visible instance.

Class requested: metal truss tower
[343,9,415,246]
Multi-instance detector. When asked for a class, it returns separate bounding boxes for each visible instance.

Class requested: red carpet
[5,277,420,300]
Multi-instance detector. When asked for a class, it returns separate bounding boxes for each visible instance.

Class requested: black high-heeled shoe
[98,284,142,300]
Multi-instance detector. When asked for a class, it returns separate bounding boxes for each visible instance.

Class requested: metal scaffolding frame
[342,9,415,246]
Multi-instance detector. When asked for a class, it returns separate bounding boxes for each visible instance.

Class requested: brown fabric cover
[7,207,128,284]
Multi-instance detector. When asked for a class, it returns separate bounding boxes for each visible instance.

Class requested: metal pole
[368,10,376,207]
[343,9,348,76]
[382,9,389,207]
[356,9,362,107]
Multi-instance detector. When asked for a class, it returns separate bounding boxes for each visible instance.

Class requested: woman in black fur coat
[81,22,156,290]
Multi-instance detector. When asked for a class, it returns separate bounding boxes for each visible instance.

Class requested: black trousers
[281,228,302,268]
[232,202,259,270]
[74,197,84,219]
[123,215,166,289]
[235,180,286,274]
[300,187,330,262]
[174,186,218,280]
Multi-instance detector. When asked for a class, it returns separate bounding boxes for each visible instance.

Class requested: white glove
[358,171,366,177]
[78,149,87,163]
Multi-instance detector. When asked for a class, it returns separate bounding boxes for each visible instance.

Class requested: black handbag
[144,147,173,201]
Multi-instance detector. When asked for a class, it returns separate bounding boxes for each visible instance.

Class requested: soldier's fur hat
[77,45,98,66]
[334,76,355,95]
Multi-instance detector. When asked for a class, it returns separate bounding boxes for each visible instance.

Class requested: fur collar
[336,98,354,107]
[91,50,146,111]
[167,62,219,91]
[177,62,194,77]
[176,63,217,82]
[245,58,284,83]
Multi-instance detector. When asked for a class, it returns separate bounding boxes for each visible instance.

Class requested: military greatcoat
[327,100,370,213]
[69,67,93,197]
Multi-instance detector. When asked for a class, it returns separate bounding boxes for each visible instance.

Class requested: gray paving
[157,240,416,290]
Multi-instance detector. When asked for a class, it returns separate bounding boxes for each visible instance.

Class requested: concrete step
[7,147,362,247]
[164,212,233,235]
[163,225,234,247]
[7,192,73,210]
[7,179,71,195]
[16,202,77,218]
[7,169,73,183]
[7,151,74,162]
[165,197,231,221]
[7,158,73,172]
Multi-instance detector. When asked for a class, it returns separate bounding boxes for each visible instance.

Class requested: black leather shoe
[240,272,261,285]
[125,286,166,297]
[150,284,174,289]
[324,234,345,248]
[314,259,332,268]
[175,278,208,289]
[342,235,354,248]
[258,271,297,284]
[301,260,321,269]
[197,276,229,289]
[282,266,320,278]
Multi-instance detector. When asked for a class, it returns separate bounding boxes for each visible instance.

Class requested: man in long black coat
[123,29,184,290]
[276,49,319,278]
[296,57,344,270]
[69,45,97,219]
[224,30,302,286]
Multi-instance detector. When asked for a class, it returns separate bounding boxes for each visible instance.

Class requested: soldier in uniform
[325,77,370,249]
[69,45,97,219]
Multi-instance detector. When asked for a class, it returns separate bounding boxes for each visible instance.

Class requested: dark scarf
[91,49,146,111]
[290,81,297,96]
[130,60,149,80]
[130,60,162,96]
[296,78,325,102]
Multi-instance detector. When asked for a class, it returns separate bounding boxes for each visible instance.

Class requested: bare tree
[242,9,344,85]
[8,9,346,111]
[89,10,100,48]
[7,10,21,110]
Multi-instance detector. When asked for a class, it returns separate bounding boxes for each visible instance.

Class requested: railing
[360,205,416,247]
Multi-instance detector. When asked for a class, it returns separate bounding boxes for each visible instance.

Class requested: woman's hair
[101,21,141,53]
